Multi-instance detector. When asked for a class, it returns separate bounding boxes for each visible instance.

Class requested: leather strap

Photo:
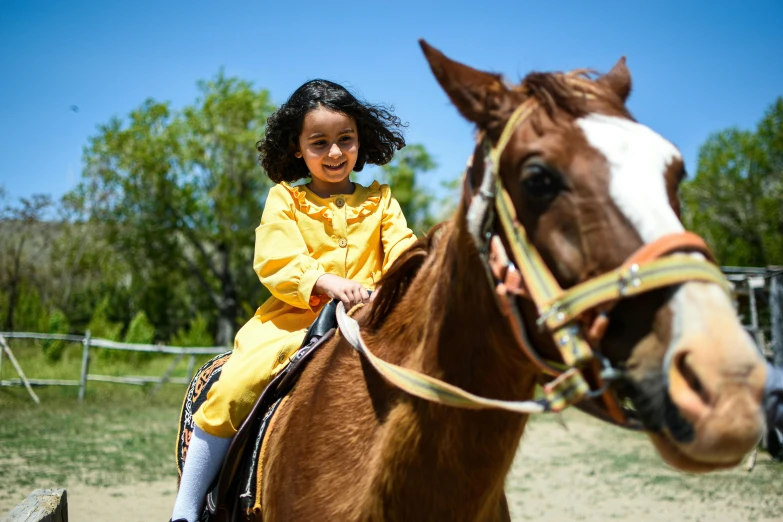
[623,231,715,267]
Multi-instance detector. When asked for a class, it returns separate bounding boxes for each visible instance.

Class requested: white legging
[171,425,232,522]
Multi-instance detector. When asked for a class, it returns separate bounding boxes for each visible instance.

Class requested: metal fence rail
[0,331,227,404]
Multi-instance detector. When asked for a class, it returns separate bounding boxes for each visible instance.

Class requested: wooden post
[772,272,783,368]
[747,278,766,353]
[0,334,40,405]
[78,331,91,404]
[0,488,67,522]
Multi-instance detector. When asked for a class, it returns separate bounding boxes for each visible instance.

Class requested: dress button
[335,197,345,208]
[338,238,347,248]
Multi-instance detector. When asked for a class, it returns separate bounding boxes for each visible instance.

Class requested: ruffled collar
[280,181,382,223]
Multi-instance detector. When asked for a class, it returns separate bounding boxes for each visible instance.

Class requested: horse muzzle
[653,314,767,472]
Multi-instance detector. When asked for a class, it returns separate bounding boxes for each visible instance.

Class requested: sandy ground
[3,409,782,521]
[507,412,782,521]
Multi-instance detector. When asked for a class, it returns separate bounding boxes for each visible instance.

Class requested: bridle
[334,73,730,427]
[464,75,729,428]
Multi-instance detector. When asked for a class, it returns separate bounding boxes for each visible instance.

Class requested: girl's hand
[313,274,370,310]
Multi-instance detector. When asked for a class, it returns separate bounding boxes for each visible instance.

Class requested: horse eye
[521,163,563,200]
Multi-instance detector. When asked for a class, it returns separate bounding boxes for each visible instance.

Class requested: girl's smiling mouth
[324,161,346,171]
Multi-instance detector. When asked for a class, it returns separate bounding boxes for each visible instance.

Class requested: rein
[335,81,730,427]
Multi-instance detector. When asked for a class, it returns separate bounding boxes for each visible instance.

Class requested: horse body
[262,217,534,521]
[245,41,765,520]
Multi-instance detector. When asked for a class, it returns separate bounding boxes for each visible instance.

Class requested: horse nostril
[664,392,695,443]
[675,352,710,406]
[663,352,708,444]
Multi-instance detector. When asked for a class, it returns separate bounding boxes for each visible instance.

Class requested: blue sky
[1,0,781,205]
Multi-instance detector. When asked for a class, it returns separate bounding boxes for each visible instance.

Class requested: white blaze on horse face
[576,114,705,368]
[576,114,683,243]
[577,114,759,380]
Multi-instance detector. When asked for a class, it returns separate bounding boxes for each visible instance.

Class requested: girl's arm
[254,186,326,310]
[312,273,369,309]
[379,185,418,272]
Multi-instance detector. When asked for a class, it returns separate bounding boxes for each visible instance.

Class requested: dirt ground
[3,409,782,521]
[507,411,782,521]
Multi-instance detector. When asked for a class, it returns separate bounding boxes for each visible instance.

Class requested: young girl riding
[171,79,417,522]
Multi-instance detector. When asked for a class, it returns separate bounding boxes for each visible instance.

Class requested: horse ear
[419,39,509,129]
[598,57,632,102]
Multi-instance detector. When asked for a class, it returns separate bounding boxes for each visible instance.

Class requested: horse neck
[418,213,536,395]
[363,209,539,519]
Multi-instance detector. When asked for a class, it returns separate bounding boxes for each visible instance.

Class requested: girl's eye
[521,161,564,201]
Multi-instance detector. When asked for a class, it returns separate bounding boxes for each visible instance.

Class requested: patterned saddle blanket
[176,301,338,521]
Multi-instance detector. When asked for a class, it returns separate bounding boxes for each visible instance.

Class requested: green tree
[379,144,437,233]
[682,98,783,266]
[123,310,157,364]
[124,311,155,345]
[42,309,70,362]
[170,314,214,348]
[46,214,130,334]
[87,297,123,341]
[69,72,275,345]
[0,193,53,330]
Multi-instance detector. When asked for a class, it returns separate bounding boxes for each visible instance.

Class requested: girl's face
[296,106,359,195]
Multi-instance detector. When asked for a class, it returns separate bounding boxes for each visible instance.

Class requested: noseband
[465,80,730,428]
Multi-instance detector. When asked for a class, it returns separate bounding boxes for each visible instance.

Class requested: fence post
[747,278,766,352]
[0,334,40,405]
[187,354,196,380]
[772,272,783,368]
[78,331,91,404]
[1,488,68,522]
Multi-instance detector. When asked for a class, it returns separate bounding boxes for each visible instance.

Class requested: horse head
[420,40,766,473]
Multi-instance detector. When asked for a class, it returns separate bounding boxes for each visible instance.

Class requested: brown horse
[253,41,766,521]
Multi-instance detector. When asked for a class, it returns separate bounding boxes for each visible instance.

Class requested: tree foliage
[69,72,275,345]
[87,297,123,342]
[682,98,783,266]
[379,144,437,233]
[0,193,53,331]
[41,309,70,362]
[124,311,155,345]
[170,314,214,348]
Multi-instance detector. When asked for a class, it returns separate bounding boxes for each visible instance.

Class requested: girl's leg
[171,313,308,520]
[171,425,232,522]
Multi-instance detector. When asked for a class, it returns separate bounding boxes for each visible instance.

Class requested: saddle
[176,300,339,522]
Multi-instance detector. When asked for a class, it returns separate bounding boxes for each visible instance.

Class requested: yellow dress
[194,180,417,437]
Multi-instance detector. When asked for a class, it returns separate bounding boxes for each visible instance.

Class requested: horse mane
[365,223,447,330]
[512,69,629,124]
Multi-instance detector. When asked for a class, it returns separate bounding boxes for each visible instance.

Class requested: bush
[170,314,214,347]
[10,284,46,332]
[42,309,70,362]
[86,297,123,341]
[124,311,155,345]
[122,311,157,365]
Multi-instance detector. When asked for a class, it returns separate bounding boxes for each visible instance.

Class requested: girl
[171,79,417,522]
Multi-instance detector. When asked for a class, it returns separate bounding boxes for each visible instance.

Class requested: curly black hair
[258,79,407,183]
